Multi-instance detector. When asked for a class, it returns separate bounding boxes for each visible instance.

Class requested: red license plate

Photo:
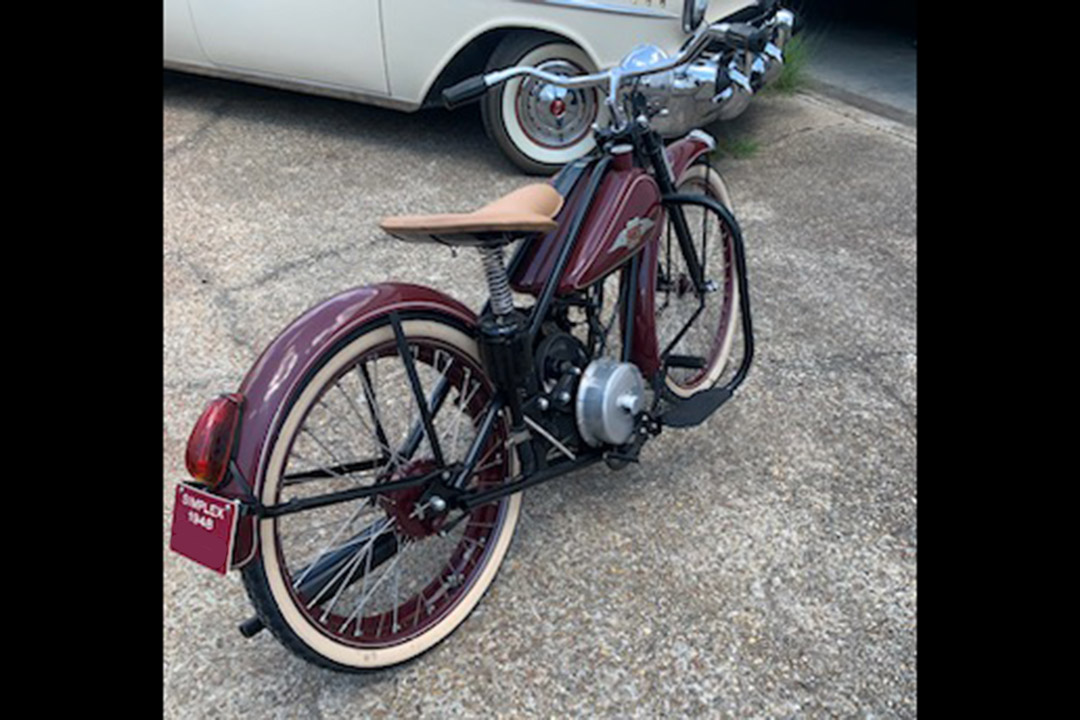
[169,483,241,575]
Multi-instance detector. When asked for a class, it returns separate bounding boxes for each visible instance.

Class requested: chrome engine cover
[575,358,646,447]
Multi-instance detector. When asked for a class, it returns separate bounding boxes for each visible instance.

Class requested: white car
[164,0,796,174]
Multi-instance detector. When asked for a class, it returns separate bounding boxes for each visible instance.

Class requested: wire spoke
[358,360,399,459]
[310,517,394,615]
[300,426,346,468]
[328,382,410,473]
[700,186,710,281]
[290,501,373,589]
[343,540,411,634]
[331,383,380,450]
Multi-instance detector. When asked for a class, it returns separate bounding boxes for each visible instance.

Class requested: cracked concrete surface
[163,71,915,718]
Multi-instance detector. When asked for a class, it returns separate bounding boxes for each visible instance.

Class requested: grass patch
[712,136,760,160]
[762,35,812,95]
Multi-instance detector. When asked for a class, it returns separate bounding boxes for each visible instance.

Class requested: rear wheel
[481,33,602,175]
[241,315,520,671]
[655,162,740,398]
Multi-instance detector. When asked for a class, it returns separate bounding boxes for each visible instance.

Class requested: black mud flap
[660,386,733,428]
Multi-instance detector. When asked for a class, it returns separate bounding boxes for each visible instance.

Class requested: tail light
[185,393,244,488]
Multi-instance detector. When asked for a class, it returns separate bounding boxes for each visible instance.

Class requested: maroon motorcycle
[170,16,790,672]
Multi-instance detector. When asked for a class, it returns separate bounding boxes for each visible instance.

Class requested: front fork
[638,120,708,293]
[633,121,756,411]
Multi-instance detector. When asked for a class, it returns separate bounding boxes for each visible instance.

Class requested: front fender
[666,132,715,183]
[221,283,477,568]
[626,132,722,378]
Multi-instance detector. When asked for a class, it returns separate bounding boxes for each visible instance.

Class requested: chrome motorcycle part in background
[636,7,797,135]
[575,358,646,447]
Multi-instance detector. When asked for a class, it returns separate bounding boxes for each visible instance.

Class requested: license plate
[169,483,241,575]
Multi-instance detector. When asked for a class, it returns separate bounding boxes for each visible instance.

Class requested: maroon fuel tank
[510,161,663,296]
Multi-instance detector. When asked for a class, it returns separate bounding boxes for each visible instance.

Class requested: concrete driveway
[163,72,916,718]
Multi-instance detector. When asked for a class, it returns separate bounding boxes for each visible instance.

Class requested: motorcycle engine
[531,331,646,450]
[575,358,645,447]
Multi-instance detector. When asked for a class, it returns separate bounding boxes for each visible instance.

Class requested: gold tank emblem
[611,216,655,252]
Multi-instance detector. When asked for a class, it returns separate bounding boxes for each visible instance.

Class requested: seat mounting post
[478,245,514,317]
[475,243,537,477]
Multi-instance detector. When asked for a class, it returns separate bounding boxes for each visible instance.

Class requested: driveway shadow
[163,70,513,172]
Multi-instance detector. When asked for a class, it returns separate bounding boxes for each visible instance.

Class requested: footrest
[660,386,732,428]
[239,616,265,638]
[665,354,707,369]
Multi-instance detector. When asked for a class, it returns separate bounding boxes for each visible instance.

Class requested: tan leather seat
[380,183,564,245]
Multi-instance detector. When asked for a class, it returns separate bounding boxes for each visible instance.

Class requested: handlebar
[442,18,779,111]
[442,75,489,110]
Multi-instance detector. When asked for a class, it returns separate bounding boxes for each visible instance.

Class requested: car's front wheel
[481,33,602,175]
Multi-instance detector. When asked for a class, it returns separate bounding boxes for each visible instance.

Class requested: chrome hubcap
[515,59,597,149]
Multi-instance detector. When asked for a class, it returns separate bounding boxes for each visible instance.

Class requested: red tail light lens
[185,393,243,488]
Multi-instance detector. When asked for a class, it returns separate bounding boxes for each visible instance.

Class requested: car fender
[220,283,478,568]
[410,18,604,108]
[383,0,697,107]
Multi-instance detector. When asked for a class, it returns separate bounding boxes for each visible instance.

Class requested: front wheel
[481,33,602,175]
[655,162,740,398]
[241,314,520,672]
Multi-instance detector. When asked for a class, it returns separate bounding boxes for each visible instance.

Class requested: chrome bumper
[642,8,797,137]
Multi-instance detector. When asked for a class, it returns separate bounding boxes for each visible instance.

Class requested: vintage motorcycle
[170,10,795,672]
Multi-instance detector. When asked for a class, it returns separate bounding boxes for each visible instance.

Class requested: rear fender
[218,283,477,569]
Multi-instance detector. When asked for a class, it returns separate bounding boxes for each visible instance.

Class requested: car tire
[481,32,602,175]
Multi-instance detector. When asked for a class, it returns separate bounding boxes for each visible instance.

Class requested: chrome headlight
[682,0,710,33]
[619,44,670,74]
[618,44,674,114]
